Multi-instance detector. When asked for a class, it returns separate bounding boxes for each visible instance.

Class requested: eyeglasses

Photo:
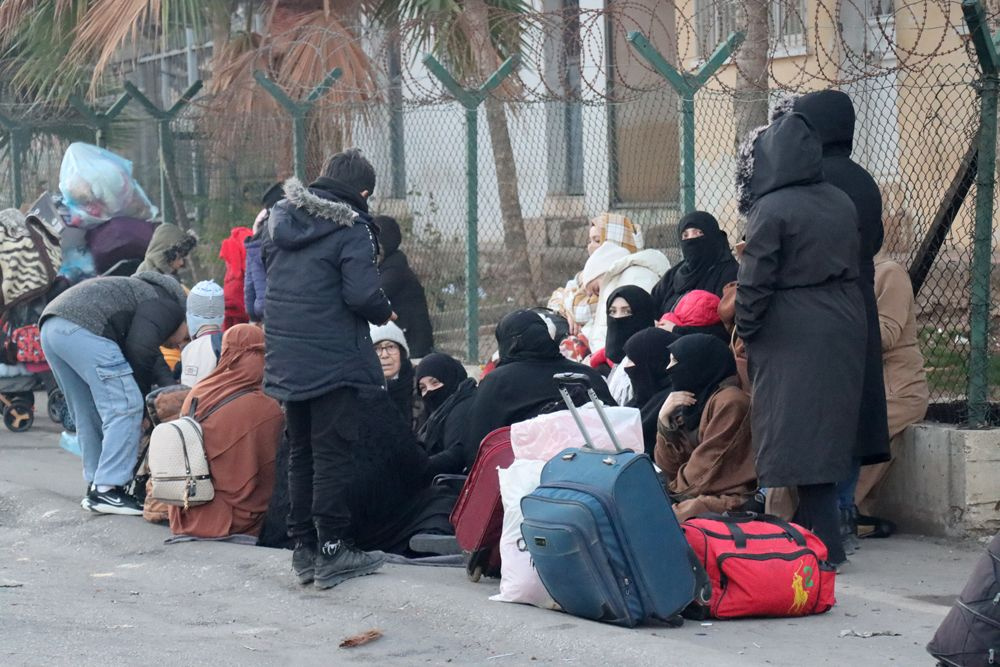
[375,343,400,356]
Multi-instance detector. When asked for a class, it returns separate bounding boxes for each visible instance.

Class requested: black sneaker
[314,540,386,590]
[88,487,143,516]
[840,506,861,555]
[81,483,94,511]
[292,539,317,586]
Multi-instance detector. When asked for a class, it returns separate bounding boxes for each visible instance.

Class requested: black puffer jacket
[40,272,186,395]
[374,217,435,357]
[262,178,393,401]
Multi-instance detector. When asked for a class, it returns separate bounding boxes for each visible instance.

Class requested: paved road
[0,414,982,666]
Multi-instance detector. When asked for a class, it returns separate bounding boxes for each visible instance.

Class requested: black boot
[314,540,386,590]
[840,506,860,556]
[292,538,317,585]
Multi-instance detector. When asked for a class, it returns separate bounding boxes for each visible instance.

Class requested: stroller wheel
[47,389,68,425]
[3,401,35,432]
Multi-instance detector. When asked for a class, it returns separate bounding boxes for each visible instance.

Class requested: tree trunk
[733,0,770,151]
[462,0,538,303]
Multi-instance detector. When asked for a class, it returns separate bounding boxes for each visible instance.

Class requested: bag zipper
[715,549,819,600]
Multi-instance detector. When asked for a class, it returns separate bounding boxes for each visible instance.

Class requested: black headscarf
[673,211,731,294]
[604,286,656,364]
[624,328,680,453]
[496,310,561,364]
[666,333,737,433]
[416,353,469,416]
[373,216,402,256]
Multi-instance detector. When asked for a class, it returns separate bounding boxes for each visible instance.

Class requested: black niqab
[666,334,737,432]
[496,309,561,364]
[416,353,469,415]
[624,327,680,454]
[674,211,732,294]
[604,286,656,364]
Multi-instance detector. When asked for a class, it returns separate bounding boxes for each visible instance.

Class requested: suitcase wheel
[468,565,484,583]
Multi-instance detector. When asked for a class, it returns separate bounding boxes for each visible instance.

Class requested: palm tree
[379,0,538,302]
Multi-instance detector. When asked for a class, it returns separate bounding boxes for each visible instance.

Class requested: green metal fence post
[123,80,203,226]
[253,68,343,180]
[962,0,998,426]
[0,113,26,207]
[69,92,132,148]
[627,31,744,214]
[422,54,521,363]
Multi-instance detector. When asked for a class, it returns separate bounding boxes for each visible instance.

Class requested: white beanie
[186,280,225,337]
[369,321,409,356]
[582,241,631,286]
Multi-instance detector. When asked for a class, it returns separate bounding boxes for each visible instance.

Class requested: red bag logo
[789,559,815,614]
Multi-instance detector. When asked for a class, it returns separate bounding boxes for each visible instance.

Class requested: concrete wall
[872,423,1000,538]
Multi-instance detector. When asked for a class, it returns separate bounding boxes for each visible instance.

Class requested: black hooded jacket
[465,310,614,453]
[782,91,891,464]
[262,177,393,401]
[374,217,435,357]
[734,112,868,486]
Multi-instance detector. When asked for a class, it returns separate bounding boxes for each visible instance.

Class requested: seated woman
[655,334,756,521]
[651,211,739,317]
[622,328,680,455]
[416,354,478,476]
[592,286,657,404]
[168,324,284,540]
[466,309,614,451]
[370,321,418,428]
[548,213,644,340]
[582,243,669,351]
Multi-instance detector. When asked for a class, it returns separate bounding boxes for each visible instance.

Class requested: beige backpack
[148,390,252,509]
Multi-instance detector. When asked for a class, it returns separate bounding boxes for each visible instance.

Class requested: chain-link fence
[1,2,997,421]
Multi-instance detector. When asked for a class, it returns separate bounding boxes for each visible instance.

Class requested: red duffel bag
[682,512,837,619]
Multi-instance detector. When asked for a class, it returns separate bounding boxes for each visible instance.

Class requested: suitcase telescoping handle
[552,372,624,453]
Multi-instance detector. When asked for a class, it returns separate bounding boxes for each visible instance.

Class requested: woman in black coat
[651,211,739,316]
[374,216,435,357]
[778,92,891,472]
[735,112,867,566]
[465,309,614,451]
[416,353,478,476]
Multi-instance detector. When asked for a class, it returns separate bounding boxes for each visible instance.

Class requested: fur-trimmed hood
[268,177,361,251]
[735,113,824,216]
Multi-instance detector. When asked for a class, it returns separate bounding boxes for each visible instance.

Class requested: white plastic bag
[58,142,157,228]
[510,405,643,461]
[490,460,558,609]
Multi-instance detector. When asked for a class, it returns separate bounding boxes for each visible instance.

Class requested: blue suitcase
[520,373,708,627]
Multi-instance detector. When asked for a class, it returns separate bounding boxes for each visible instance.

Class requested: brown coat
[874,257,929,437]
[167,392,283,538]
[717,282,749,392]
[655,380,756,521]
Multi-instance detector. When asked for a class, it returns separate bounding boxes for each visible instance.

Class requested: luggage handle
[700,511,808,548]
[552,372,624,453]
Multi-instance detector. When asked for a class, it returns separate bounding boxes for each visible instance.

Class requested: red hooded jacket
[219,227,253,330]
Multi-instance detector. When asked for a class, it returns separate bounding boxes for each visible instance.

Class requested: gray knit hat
[186,280,225,337]
[369,321,409,356]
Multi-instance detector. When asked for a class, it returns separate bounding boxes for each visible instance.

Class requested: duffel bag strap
[698,511,809,548]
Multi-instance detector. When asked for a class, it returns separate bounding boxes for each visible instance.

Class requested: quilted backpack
[0,208,61,311]
[148,389,252,509]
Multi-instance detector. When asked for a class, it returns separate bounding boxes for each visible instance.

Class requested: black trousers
[285,387,359,545]
[794,483,847,565]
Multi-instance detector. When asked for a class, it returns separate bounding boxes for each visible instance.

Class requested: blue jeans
[837,463,861,511]
[40,317,143,487]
